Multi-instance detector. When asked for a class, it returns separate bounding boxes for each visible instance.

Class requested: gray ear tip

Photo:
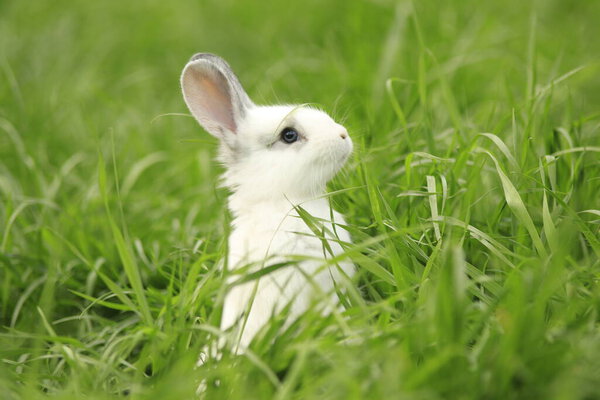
[189,52,221,63]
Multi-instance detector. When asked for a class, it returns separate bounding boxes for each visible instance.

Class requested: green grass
[1,0,600,398]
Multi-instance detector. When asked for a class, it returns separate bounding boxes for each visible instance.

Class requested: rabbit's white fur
[181,54,354,350]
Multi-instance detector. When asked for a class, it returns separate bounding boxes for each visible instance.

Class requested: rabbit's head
[181,53,352,204]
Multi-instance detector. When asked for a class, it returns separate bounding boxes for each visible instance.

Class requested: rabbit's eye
[280,128,299,144]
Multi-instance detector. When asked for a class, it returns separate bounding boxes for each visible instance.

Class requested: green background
[1,0,599,399]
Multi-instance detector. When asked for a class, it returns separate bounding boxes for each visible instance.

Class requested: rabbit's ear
[181,53,254,138]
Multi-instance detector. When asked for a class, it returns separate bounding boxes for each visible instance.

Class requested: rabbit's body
[223,196,353,348]
[180,54,354,350]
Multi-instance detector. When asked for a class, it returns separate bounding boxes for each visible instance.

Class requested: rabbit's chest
[227,202,348,269]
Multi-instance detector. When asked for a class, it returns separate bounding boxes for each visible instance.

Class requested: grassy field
[1,0,600,398]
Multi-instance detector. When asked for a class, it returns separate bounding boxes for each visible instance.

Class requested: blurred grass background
[1,0,599,399]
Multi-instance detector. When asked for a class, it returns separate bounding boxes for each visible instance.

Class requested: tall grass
[1,0,599,399]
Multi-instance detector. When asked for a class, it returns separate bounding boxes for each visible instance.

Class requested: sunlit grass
[1,0,599,399]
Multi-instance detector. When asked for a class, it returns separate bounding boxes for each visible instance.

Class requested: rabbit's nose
[340,131,348,139]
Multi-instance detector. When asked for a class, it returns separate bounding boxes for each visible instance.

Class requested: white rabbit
[181,53,354,352]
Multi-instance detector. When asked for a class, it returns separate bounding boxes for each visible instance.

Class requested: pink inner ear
[187,67,237,133]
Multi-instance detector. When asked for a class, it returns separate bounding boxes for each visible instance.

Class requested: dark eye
[280,128,299,144]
